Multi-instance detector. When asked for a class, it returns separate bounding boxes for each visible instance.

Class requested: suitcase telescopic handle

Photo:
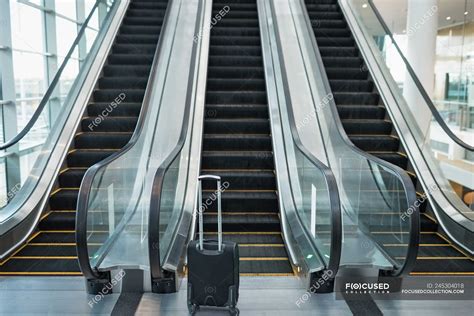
[197,175,222,251]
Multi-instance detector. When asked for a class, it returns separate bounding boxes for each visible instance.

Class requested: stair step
[201,151,274,171]
[204,118,270,134]
[203,134,272,151]
[74,132,132,149]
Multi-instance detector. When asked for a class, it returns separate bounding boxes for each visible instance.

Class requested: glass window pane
[56,17,78,62]
[13,51,46,129]
[10,1,44,52]
[54,0,77,20]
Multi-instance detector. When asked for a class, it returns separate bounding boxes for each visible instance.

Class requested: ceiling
[372,0,473,33]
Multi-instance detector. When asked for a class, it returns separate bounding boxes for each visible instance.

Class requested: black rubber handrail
[148,0,203,285]
[367,0,473,151]
[76,0,173,281]
[300,0,419,276]
[268,0,342,277]
[0,0,102,150]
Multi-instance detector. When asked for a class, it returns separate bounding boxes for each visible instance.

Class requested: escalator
[304,0,473,275]
[200,0,293,276]
[0,0,169,276]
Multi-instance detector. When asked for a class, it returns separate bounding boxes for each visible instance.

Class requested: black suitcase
[187,175,239,315]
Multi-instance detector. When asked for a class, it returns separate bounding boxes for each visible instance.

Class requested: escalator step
[210,45,262,56]
[319,46,358,57]
[98,77,148,90]
[203,213,281,232]
[208,66,264,79]
[108,54,155,65]
[74,132,132,149]
[206,91,267,104]
[326,68,368,80]
[204,104,268,119]
[334,92,380,105]
[322,56,363,67]
[201,191,278,212]
[113,44,157,54]
[49,190,79,211]
[120,25,162,35]
[349,135,399,151]
[337,105,385,119]
[207,78,266,91]
[58,169,87,187]
[66,149,118,167]
[116,34,160,44]
[203,134,272,151]
[370,152,408,169]
[204,118,270,134]
[201,170,276,190]
[103,65,151,77]
[201,151,274,169]
[81,117,138,132]
[330,80,373,93]
[316,37,355,47]
[211,26,260,37]
[87,103,142,117]
[39,212,76,230]
[93,89,146,103]
[312,20,347,28]
[342,119,392,134]
[209,56,263,67]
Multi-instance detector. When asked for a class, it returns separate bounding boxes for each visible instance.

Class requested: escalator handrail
[267,0,342,277]
[0,0,102,150]
[366,0,473,152]
[300,0,420,276]
[76,0,173,281]
[148,0,204,283]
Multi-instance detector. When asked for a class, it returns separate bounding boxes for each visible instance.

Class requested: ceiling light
[362,3,368,8]
[446,16,452,20]
[465,11,469,15]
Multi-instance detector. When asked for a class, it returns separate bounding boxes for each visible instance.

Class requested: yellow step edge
[11,256,78,260]
[201,169,273,172]
[0,231,41,266]
[435,232,474,261]
[0,272,82,276]
[239,244,284,247]
[204,232,281,235]
[28,243,102,246]
[202,189,276,193]
[403,257,470,260]
[422,212,437,223]
[240,257,288,261]
[384,244,450,247]
[240,273,294,277]
[410,272,474,276]
[204,212,277,216]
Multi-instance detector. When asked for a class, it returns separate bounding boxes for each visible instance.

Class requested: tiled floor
[0,276,471,315]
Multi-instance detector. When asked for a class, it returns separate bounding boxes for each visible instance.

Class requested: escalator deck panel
[199,0,293,276]
[0,0,169,276]
[304,0,474,275]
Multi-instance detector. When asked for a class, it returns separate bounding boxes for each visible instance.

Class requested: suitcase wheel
[188,303,199,315]
[229,307,239,316]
